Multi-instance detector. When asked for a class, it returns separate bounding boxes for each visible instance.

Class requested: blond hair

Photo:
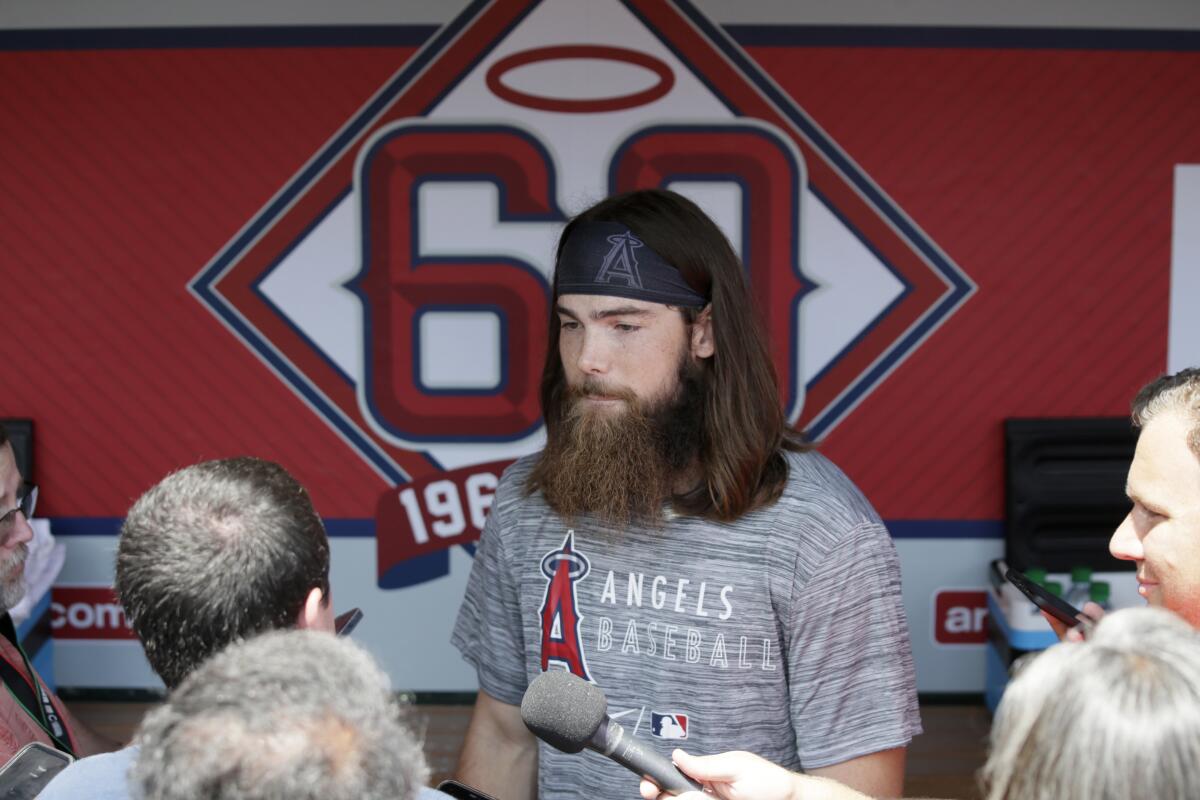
[982,607,1200,800]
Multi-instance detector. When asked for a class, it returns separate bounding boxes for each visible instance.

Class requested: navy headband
[556,221,707,307]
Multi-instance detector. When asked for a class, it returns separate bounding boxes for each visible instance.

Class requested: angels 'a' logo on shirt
[538,531,592,681]
[651,711,689,740]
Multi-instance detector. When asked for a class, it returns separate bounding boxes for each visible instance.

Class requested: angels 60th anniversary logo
[191,0,973,589]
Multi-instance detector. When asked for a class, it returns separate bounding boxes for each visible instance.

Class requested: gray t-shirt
[452,449,921,799]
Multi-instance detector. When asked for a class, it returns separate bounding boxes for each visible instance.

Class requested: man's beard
[530,357,705,527]
[0,544,28,611]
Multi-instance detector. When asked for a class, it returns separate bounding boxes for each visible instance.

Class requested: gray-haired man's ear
[297,586,334,633]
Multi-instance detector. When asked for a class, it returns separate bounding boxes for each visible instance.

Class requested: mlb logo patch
[651,712,689,740]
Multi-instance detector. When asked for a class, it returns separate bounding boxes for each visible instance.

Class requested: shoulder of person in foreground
[34,744,138,800]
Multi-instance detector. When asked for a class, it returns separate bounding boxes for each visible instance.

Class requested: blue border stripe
[49,517,123,537]
[48,517,376,538]
[48,516,997,540]
[324,519,376,537]
[3,24,1198,54]
[886,520,1003,539]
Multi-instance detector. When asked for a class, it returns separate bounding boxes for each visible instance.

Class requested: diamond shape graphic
[191,0,974,485]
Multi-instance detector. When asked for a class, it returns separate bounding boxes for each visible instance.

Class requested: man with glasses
[0,427,111,765]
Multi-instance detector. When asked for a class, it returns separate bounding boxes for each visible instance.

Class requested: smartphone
[334,608,363,637]
[1005,567,1089,628]
[437,779,499,800]
[0,741,73,799]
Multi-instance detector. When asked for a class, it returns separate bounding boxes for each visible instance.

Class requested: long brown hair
[536,188,808,521]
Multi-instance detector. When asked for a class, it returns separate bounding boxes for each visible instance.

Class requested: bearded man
[451,189,920,800]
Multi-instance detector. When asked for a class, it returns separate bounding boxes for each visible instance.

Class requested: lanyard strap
[0,615,74,756]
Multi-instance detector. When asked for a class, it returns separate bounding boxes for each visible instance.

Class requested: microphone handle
[590,719,702,795]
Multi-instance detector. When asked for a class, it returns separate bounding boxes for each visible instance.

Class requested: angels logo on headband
[596,231,645,290]
[558,221,707,307]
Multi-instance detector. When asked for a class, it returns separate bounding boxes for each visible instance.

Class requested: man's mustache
[0,543,28,577]
[569,380,638,403]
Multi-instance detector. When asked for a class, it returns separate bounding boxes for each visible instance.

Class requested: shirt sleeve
[450,486,528,707]
[785,521,922,769]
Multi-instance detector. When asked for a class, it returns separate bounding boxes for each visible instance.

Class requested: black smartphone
[437,779,499,800]
[334,608,363,637]
[1005,567,1089,628]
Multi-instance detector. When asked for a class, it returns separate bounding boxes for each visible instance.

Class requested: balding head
[116,457,331,688]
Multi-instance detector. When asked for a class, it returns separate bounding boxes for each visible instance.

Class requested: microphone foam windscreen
[520,670,608,754]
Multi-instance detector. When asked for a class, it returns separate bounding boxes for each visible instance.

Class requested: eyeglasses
[0,484,37,532]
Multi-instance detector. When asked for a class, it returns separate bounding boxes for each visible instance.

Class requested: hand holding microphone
[519,670,702,796]
[638,749,854,800]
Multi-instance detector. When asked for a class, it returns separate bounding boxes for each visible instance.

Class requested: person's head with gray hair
[116,457,333,689]
[132,629,429,800]
[982,606,1200,800]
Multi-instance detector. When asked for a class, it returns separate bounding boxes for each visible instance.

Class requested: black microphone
[520,670,702,795]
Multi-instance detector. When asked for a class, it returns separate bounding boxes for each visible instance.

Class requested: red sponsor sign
[933,589,988,645]
[50,587,136,641]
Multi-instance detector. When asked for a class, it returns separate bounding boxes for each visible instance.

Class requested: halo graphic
[486,44,675,113]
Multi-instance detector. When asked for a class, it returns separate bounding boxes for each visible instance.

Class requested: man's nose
[1109,513,1142,563]
[576,332,610,374]
[5,513,34,551]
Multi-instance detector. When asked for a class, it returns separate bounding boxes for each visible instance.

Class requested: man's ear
[689,305,714,359]
[297,586,334,632]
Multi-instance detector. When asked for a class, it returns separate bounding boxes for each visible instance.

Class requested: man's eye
[614,323,639,332]
[1136,503,1164,520]
[559,320,580,331]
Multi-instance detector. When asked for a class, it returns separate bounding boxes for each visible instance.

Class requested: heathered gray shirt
[452,449,920,799]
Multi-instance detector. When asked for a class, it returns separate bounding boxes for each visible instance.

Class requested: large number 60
[350,121,807,444]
